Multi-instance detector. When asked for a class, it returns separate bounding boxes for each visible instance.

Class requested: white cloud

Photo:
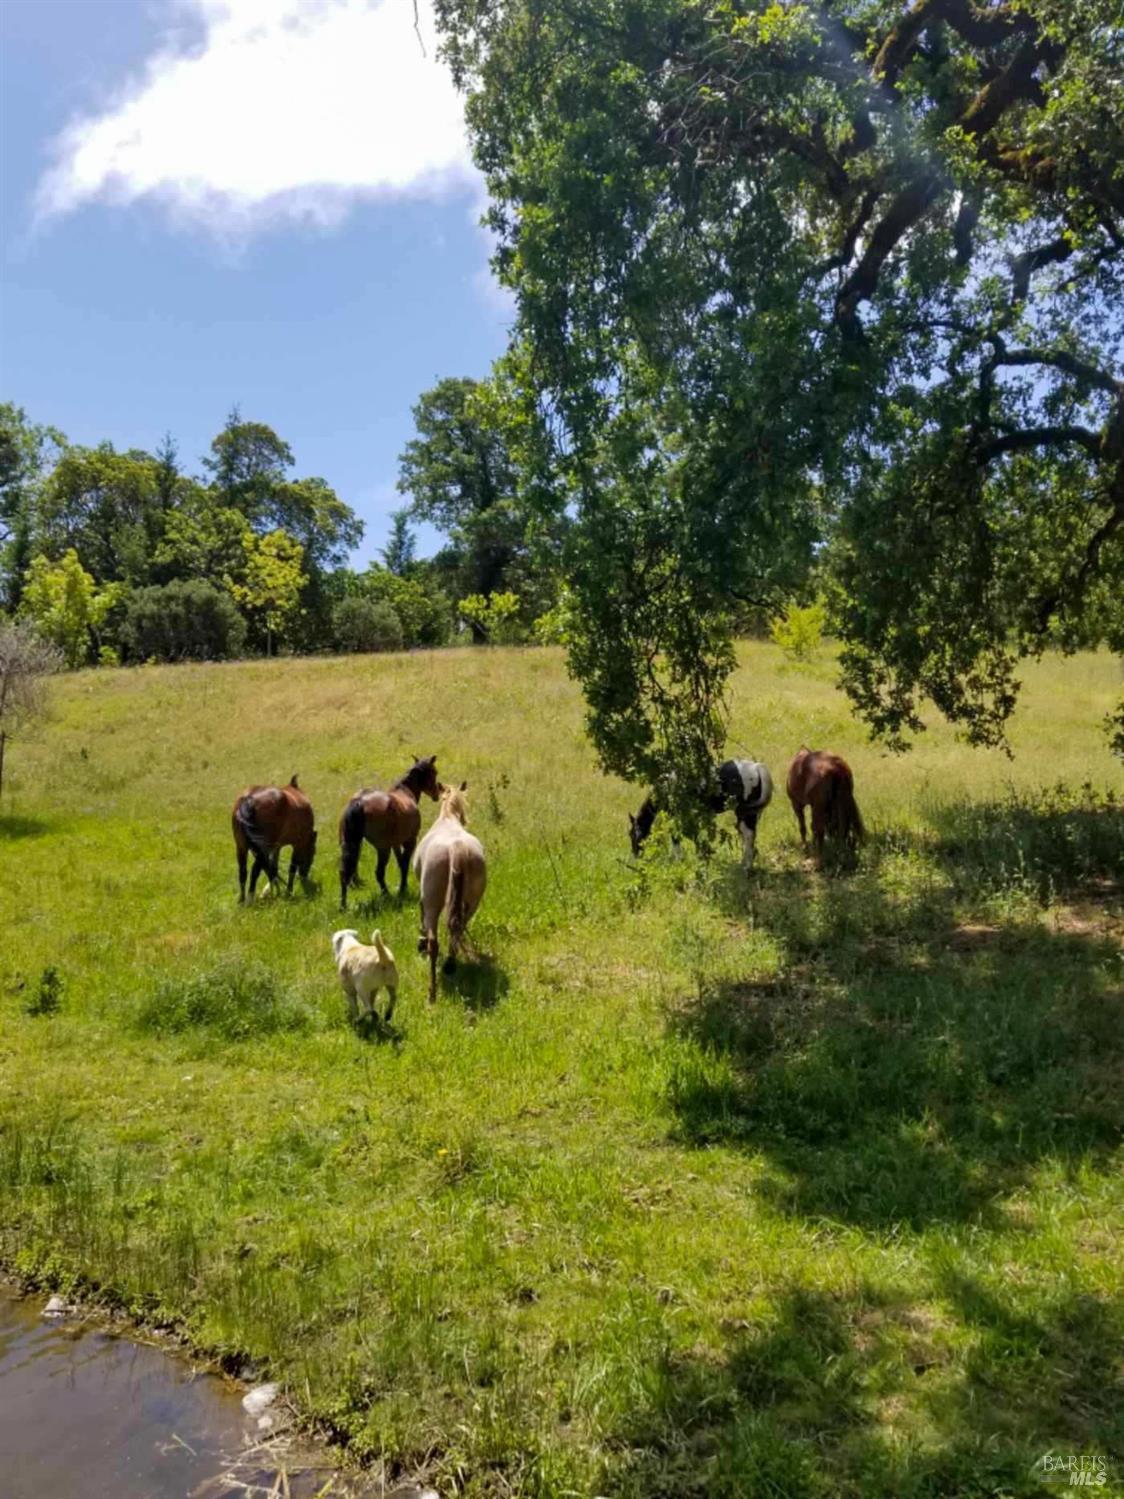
[35,0,480,235]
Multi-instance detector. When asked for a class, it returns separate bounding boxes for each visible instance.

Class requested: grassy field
[1,643,1122,1498]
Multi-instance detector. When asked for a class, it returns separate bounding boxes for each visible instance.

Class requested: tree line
[0,384,566,669]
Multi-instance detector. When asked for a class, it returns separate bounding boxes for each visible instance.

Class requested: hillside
[1,644,1122,1498]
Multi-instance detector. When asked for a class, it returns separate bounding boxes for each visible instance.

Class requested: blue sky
[0,0,512,564]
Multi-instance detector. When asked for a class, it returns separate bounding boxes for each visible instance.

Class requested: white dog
[331,928,399,1026]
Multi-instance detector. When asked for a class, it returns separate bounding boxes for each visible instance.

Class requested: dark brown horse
[786,747,864,869]
[339,754,440,909]
[232,775,317,901]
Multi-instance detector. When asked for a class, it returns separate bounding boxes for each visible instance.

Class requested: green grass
[1,642,1122,1497]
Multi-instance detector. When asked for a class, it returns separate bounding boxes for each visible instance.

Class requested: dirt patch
[947,923,1001,952]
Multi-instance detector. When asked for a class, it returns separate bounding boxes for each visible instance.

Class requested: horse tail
[235,794,274,865]
[446,857,467,945]
[339,797,366,899]
[828,772,865,849]
[847,788,866,847]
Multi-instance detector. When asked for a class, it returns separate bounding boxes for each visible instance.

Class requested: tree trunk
[0,728,6,801]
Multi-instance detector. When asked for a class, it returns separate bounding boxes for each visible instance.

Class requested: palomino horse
[413,782,487,1003]
[232,775,317,901]
[629,758,774,867]
[786,747,864,869]
[338,754,440,909]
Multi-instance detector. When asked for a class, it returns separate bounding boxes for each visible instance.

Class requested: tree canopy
[435,0,1124,789]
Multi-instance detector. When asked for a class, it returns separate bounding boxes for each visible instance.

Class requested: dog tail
[234,794,274,865]
[446,858,467,945]
[371,929,393,964]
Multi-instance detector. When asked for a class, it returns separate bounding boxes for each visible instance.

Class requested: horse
[338,754,440,909]
[629,758,774,868]
[232,775,317,901]
[785,747,864,868]
[413,782,487,1004]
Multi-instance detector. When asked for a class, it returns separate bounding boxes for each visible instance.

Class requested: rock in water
[42,1295,72,1318]
[241,1382,280,1416]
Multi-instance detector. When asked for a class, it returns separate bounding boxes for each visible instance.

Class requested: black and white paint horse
[628,758,774,868]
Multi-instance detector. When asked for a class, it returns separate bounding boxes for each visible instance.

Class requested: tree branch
[1009,237,1073,303]
[835,171,942,331]
[992,348,1120,395]
[975,426,1103,461]
[872,0,1035,89]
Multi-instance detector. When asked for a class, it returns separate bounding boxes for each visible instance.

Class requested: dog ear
[459,780,468,791]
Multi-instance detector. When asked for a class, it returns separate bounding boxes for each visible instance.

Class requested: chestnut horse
[232,775,317,901]
[785,747,864,868]
[338,754,440,909]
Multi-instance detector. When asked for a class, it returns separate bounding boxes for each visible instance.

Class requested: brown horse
[338,754,440,909]
[786,747,864,869]
[232,775,317,901]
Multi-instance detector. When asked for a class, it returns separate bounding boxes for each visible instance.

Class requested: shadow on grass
[442,953,509,1013]
[671,799,1123,1229]
[605,1280,1122,1498]
[928,782,1122,901]
[0,815,52,841]
[353,1011,405,1047]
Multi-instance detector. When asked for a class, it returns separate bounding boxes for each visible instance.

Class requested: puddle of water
[0,1286,417,1499]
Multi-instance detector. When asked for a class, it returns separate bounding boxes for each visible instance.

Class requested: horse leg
[375,846,391,898]
[237,845,248,903]
[418,899,427,953]
[287,849,298,896]
[794,802,808,851]
[737,816,757,870]
[811,806,827,871]
[427,934,439,1004]
[396,839,415,899]
[339,842,358,911]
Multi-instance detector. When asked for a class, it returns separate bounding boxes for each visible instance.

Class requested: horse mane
[440,786,469,824]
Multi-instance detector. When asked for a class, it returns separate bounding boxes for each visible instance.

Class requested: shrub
[769,600,826,660]
[136,958,309,1041]
[118,580,246,662]
[459,591,526,645]
[362,568,452,647]
[532,589,574,646]
[24,966,63,1017]
[332,595,404,653]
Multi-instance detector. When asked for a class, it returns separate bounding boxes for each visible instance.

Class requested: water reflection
[0,1287,411,1498]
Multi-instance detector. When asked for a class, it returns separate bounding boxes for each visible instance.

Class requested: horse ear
[428,755,438,767]
[289,774,299,787]
[628,813,636,829]
[459,780,468,791]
